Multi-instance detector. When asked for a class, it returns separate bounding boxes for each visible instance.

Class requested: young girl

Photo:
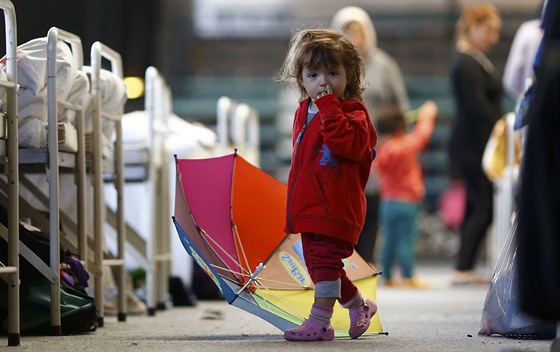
[276,28,378,341]
[373,101,437,288]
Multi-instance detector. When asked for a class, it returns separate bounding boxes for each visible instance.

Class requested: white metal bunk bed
[115,69,225,313]
[231,101,260,167]
[106,66,173,315]
[0,28,128,333]
[144,66,172,314]
[216,96,260,166]
[9,26,89,336]
[89,41,127,325]
[0,0,19,346]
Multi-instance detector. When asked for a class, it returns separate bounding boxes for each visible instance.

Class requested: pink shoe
[284,319,335,341]
[348,299,377,339]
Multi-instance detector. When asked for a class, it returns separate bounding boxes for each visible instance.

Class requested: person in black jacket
[447,3,502,285]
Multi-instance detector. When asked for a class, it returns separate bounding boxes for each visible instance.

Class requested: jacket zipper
[286,120,308,234]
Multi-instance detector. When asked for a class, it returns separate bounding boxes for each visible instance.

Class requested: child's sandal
[284,319,335,341]
[348,299,377,339]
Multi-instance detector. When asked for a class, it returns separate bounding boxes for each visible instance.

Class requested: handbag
[482,114,521,182]
[439,180,466,230]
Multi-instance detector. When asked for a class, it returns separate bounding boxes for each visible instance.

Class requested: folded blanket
[9,37,89,122]
[18,116,78,152]
[0,36,90,143]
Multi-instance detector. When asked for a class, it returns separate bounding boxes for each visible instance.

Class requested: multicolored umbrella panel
[172,153,383,337]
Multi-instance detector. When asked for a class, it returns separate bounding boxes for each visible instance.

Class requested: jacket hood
[331,6,378,54]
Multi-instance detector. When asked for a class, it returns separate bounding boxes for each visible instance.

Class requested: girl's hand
[312,84,332,102]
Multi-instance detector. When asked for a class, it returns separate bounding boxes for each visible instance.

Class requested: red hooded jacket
[284,95,378,244]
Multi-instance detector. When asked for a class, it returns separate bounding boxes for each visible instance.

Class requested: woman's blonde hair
[456,3,501,41]
[275,28,365,101]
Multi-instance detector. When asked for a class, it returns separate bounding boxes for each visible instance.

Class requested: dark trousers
[355,193,380,264]
[455,163,494,271]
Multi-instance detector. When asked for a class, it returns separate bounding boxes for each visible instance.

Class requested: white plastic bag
[479,216,556,339]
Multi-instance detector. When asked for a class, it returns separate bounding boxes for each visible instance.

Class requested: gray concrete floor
[1,259,556,352]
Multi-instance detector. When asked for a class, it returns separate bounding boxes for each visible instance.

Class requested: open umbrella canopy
[172,152,383,337]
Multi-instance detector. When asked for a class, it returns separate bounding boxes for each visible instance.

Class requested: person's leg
[455,167,493,271]
[332,239,377,340]
[453,166,493,284]
[300,233,315,281]
[379,200,397,281]
[340,283,377,339]
[355,192,380,264]
[395,202,420,280]
[286,234,377,340]
[285,233,350,341]
[301,232,338,322]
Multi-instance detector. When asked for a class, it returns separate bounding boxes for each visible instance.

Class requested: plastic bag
[479,217,556,339]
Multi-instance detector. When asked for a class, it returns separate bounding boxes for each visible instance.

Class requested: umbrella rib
[215,267,306,290]
[229,223,307,294]
[226,226,316,290]
[198,226,307,291]
[198,226,252,277]
[209,263,248,278]
[231,221,253,280]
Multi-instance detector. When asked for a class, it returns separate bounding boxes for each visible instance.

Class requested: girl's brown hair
[275,28,365,101]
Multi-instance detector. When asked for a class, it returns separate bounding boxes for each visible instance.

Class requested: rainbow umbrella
[172,152,383,337]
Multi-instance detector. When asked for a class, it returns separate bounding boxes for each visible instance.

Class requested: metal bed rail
[90,41,126,326]
[0,0,19,346]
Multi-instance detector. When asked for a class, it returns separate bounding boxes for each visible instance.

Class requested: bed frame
[217,96,260,166]
[13,26,88,336]
[89,41,127,326]
[103,66,174,316]
[0,21,129,337]
[144,66,172,314]
[0,0,19,346]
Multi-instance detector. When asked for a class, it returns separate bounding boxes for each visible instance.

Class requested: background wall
[4,0,543,211]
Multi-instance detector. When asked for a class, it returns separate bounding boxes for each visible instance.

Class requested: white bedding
[18,118,77,152]
[0,36,127,153]
[0,37,88,150]
[122,110,217,152]
[13,37,90,124]
[83,66,128,141]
